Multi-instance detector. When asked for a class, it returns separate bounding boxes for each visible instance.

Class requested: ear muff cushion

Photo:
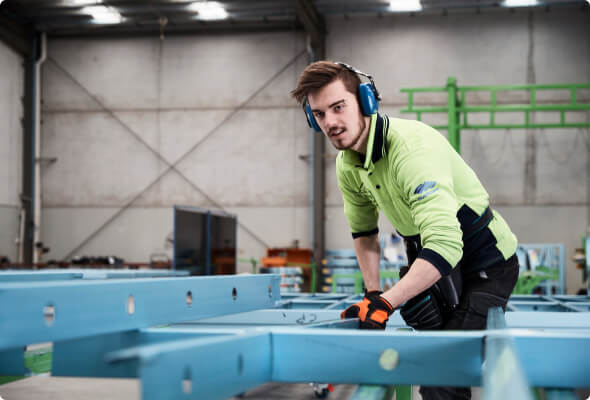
[305,103,322,132]
[359,83,379,116]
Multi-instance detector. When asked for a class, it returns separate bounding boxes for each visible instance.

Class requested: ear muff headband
[305,62,381,133]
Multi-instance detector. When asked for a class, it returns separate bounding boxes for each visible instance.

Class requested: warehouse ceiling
[0,0,587,37]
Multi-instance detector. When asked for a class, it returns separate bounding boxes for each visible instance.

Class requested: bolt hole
[127,295,135,315]
[43,304,55,326]
[237,354,244,376]
[182,366,192,394]
[232,287,237,301]
[186,291,193,307]
[268,285,273,298]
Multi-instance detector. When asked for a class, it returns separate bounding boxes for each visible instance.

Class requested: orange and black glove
[340,290,383,319]
[359,295,394,330]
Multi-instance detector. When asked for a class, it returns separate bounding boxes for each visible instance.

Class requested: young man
[291,61,519,399]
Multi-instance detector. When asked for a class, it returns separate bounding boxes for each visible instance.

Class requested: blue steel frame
[1,273,590,400]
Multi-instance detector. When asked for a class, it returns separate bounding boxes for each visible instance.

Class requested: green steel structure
[401,78,590,153]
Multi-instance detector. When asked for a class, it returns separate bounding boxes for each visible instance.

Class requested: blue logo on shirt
[414,181,438,200]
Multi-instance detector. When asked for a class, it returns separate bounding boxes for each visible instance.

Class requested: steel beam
[52,328,241,378]
[271,329,483,386]
[109,333,273,400]
[0,347,25,375]
[0,274,280,349]
[512,330,590,387]
[46,318,590,398]
[0,269,189,282]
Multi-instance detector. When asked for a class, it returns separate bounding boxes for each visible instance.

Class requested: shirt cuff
[417,248,453,276]
[351,227,379,239]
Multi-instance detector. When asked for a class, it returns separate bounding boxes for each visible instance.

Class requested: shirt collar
[340,113,386,171]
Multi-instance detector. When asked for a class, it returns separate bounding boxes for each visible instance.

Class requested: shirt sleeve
[336,167,379,239]
[392,135,463,276]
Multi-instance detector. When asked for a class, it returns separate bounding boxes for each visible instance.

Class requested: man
[291,61,519,400]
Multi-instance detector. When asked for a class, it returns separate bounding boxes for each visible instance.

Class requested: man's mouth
[330,128,345,137]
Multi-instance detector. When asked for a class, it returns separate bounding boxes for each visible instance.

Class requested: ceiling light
[187,1,228,20]
[503,0,539,7]
[389,0,422,12]
[82,5,123,24]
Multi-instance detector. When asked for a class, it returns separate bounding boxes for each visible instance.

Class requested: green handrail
[401,79,590,153]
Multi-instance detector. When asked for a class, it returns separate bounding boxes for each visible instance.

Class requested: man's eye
[314,112,324,119]
[334,104,344,112]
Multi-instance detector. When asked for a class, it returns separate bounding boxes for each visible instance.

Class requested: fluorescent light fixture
[82,5,123,24]
[503,0,539,7]
[389,0,422,12]
[187,1,228,20]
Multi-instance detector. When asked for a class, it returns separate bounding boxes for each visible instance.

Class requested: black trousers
[419,255,520,400]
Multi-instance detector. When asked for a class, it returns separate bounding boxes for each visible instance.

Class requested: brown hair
[291,61,361,105]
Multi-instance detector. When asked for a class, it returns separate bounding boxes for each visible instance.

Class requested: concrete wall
[41,32,310,269]
[0,40,24,261]
[41,7,589,291]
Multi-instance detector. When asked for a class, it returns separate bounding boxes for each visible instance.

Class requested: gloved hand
[359,295,394,330]
[340,290,382,319]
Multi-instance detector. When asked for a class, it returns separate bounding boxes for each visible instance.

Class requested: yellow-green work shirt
[336,113,517,275]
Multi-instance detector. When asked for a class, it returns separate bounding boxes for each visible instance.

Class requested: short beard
[333,115,366,151]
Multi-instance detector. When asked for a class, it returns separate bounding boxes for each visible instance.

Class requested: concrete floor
[0,376,431,399]
[0,377,359,400]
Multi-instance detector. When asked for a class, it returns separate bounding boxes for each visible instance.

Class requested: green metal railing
[401,78,590,153]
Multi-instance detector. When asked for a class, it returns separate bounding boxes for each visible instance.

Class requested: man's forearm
[353,234,382,291]
[381,258,442,308]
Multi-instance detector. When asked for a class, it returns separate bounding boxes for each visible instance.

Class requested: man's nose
[324,112,337,130]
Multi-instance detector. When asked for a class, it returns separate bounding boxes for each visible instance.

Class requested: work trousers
[419,255,520,400]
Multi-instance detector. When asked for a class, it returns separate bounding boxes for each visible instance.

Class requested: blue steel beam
[0,347,25,375]
[0,269,190,282]
[545,389,579,400]
[192,309,590,331]
[270,329,483,386]
[512,329,590,387]
[49,325,590,397]
[108,332,272,400]
[0,274,280,349]
[483,308,533,400]
[505,311,590,330]
[52,328,242,378]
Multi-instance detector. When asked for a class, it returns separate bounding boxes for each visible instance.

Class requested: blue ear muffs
[305,101,322,132]
[304,62,381,134]
[359,82,379,116]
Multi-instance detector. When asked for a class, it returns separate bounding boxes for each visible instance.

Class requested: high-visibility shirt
[336,113,517,275]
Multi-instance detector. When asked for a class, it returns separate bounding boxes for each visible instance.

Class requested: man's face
[307,79,368,152]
